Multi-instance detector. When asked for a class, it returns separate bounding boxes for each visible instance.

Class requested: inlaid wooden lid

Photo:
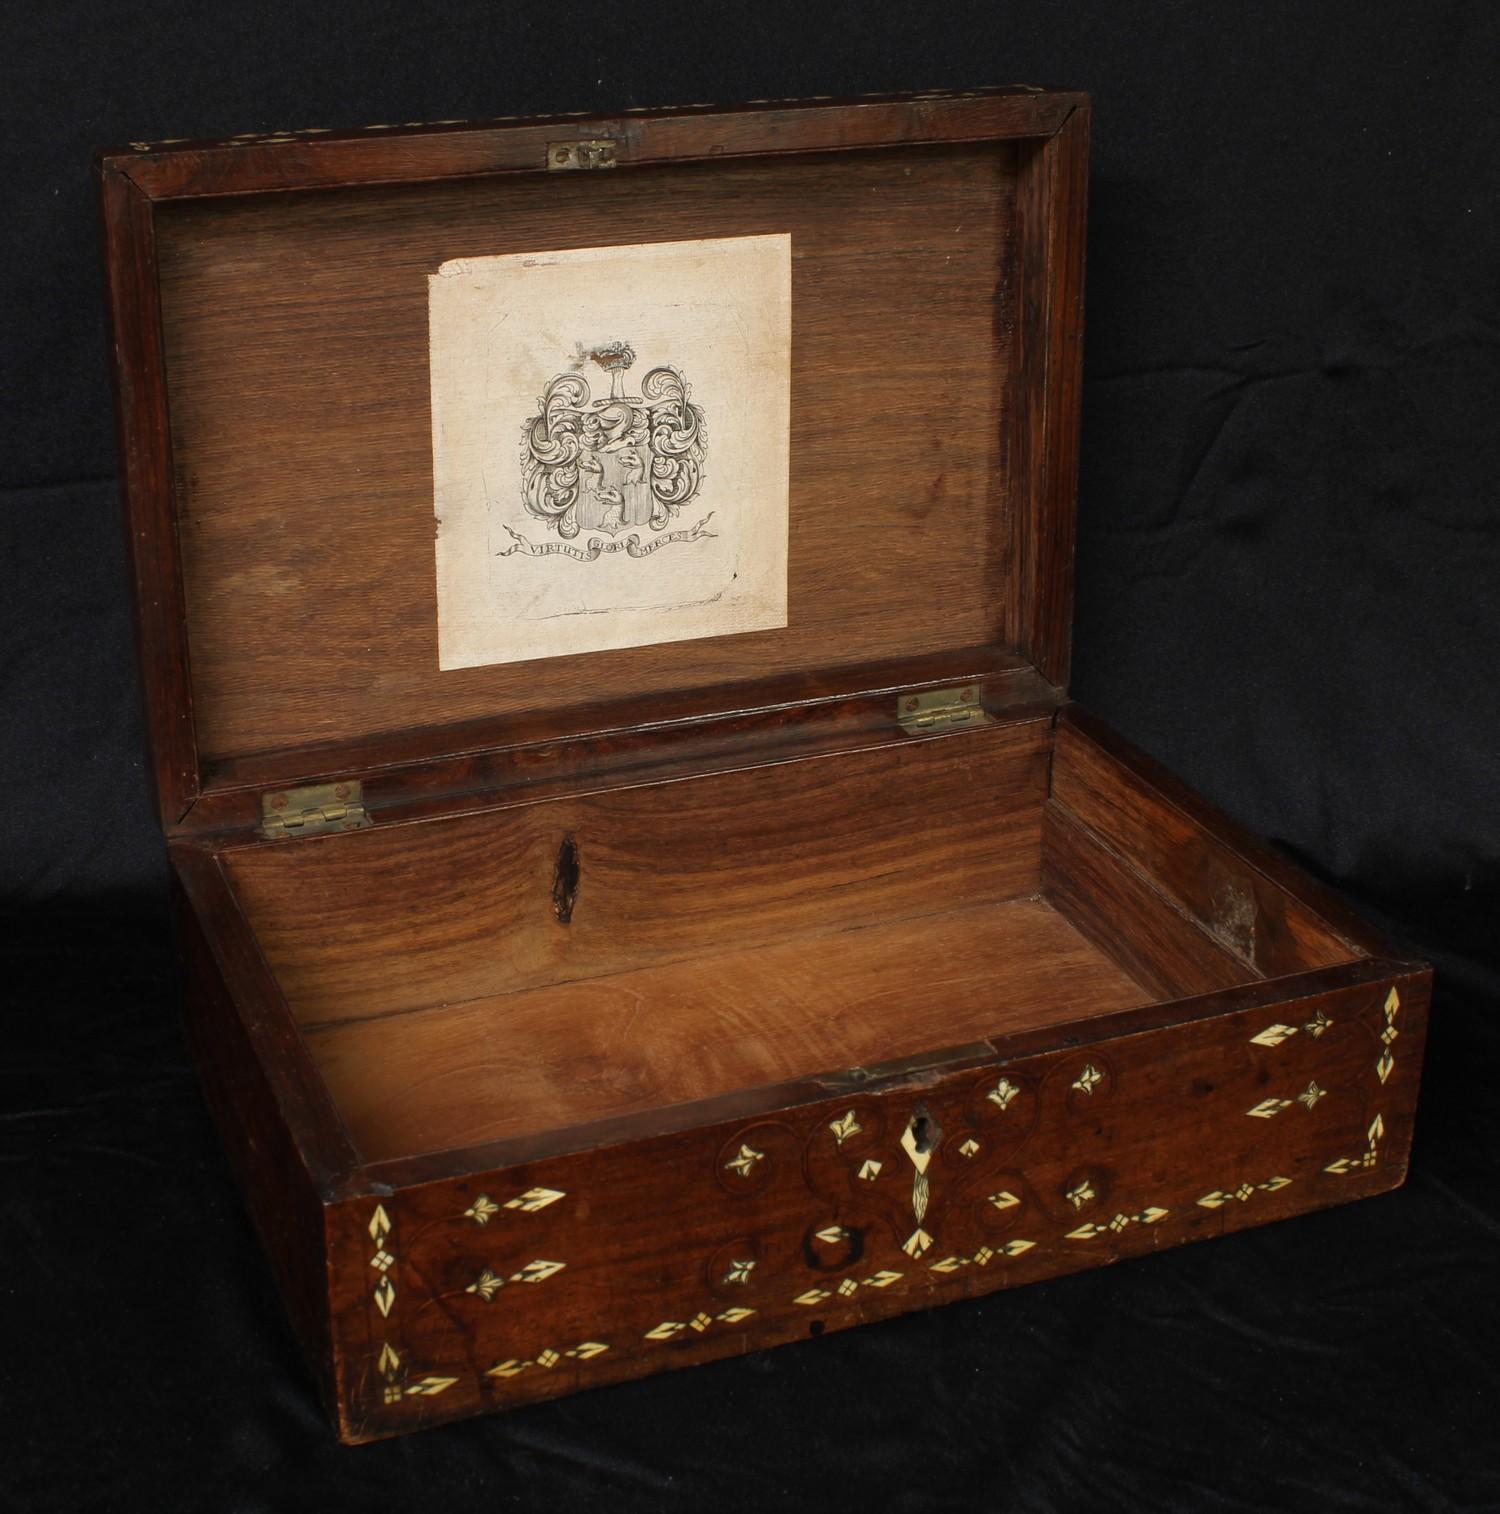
[99,88,1089,831]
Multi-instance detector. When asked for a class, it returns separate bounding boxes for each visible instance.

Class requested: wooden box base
[172,704,1428,1443]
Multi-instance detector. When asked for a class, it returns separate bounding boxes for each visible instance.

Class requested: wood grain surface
[312,895,1148,1161]
[320,962,1428,1442]
[1051,714,1362,976]
[227,716,1051,1022]
[156,141,1018,762]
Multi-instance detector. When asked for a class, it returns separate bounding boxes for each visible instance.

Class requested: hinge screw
[271,793,287,809]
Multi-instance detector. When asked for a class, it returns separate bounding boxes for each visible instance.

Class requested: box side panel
[326,964,1427,1442]
[108,89,1083,199]
[228,715,1053,1027]
[1042,799,1252,999]
[174,882,337,1420]
[97,167,199,827]
[1052,710,1378,976]
[1007,102,1088,689]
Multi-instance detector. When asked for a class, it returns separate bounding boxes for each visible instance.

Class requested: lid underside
[103,91,1088,820]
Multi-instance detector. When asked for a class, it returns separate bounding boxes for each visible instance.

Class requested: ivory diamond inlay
[645,1307,756,1340]
[1325,1113,1385,1174]
[488,1341,610,1379]
[505,1187,566,1212]
[902,1227,934,1258]
[1377,988,1400,1084]
[1197,1176,1293,1209]
[930,1239,1034,1271]
[1067,1206,1168,1240]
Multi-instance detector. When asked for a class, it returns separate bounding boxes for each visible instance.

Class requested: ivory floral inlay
[1065,1178,1096,1210]
[1248,1081,1326,1118]
[464,1195,500,1225]
[1251,1007,1333,1048]
[987,1078,1019,1111]
[465,1259,566,1300]
[468,1186,566,1225]
[1072,1064,1103,1095]
[725,1144,764,1177]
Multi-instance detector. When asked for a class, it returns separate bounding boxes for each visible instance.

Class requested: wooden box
[98,89,1429,1444]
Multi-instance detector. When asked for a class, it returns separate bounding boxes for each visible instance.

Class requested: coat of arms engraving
[505,343,713,562]
[429,232,789,670]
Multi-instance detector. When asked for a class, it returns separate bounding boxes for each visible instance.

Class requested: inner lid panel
[154,139,1020,767]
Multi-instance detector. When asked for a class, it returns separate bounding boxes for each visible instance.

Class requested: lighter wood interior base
[306,895,1148,1162]
[227,719,1354,1170]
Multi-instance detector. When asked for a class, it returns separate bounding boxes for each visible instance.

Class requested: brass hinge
[896,684,994,736]
[547,139,618,171]
[260,780,370,839]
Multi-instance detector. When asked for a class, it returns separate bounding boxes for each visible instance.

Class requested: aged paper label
[430,234,791,670]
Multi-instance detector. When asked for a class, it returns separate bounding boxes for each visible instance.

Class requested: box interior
[159,103,1359,1174]
[222,716,1366,1166]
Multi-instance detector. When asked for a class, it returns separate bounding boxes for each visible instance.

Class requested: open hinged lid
[99,87,1089,838]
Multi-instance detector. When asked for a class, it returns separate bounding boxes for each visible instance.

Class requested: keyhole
[900,1106,943,1171]
[553,836,580,923]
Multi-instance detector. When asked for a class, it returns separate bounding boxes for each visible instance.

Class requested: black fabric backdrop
[4,3,1498,1510]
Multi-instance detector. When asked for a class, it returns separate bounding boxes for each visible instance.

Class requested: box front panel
[327,968,1426,1442]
